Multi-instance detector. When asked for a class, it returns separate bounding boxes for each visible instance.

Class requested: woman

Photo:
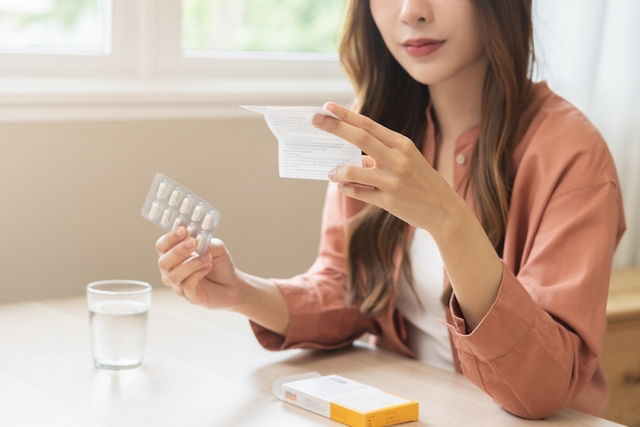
[154,0,627,420]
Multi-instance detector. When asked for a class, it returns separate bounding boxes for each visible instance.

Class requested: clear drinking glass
[86,280,152,370]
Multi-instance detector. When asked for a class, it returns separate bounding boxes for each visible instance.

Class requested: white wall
[0,118,327,303]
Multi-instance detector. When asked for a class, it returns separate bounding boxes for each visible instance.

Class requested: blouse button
[456,154,466,165]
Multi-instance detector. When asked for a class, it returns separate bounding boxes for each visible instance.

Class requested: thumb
[206,237,231,260]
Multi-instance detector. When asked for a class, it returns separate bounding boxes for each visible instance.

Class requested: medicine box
[281,374,419,427]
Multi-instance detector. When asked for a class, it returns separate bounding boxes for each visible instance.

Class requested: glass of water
[86,280,152,370]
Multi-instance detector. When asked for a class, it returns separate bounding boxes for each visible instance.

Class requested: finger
[166,254,212,288]
[338,182,383,205]
[330,165,385,189]
[181,264,213,303]
[158,236,197,272]
[312,114,388,162]
[161,273,183,295]
[323,102,403,148]
[362,155,376,168]
[155,226,188,255]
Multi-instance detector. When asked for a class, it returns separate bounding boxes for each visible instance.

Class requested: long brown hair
[339,0,535,316]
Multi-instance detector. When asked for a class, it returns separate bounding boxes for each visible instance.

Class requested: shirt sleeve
[249,182,377,350]
[443,181,626,419]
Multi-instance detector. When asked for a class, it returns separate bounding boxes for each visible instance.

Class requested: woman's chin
[403,66,452,87]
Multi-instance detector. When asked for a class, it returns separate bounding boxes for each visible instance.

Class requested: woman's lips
[403,40,445,57]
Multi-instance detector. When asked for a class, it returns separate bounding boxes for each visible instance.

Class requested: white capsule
[191,203,205,222]
[201,211,215,230]
[187,223,198,236]
[155,180,169,199]
[196,232,209,253]
[168,188,182,207]
[160,208,173,228]
[148,201,161,221]
[179,195,193,214]
[172,217,183,231]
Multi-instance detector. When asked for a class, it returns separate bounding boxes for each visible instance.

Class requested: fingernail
[312,113,325,125]
[176,227,186,238]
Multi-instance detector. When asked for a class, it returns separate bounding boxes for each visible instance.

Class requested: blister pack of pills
[141,173,221,256]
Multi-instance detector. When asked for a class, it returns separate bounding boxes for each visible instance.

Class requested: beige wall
[0,118,327,303]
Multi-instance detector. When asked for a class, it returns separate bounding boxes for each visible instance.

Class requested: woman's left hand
[312,102,466,234]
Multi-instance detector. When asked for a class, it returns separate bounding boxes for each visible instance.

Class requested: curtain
[533,0,640,267]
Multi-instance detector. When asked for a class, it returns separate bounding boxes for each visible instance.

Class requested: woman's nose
[400,0,433,25]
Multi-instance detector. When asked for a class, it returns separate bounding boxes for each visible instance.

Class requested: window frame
[0,0,139,78]
[0,0,353,121]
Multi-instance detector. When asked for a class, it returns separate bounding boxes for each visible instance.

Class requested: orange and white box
[275,373,419,427]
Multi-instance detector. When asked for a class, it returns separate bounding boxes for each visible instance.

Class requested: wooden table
[0,290,623,427]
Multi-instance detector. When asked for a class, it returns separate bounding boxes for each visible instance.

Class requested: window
[0,0,111,54]
[183,0,346,55]
[0,0,353,121]
[0,0,347,75]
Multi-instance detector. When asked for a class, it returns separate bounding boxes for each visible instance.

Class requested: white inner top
[395,227,455,372]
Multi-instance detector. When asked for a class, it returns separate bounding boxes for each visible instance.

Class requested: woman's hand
[312,102,466,234]
[155,226,241,310]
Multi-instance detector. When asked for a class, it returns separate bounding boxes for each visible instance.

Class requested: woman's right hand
[155,226,242,310]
